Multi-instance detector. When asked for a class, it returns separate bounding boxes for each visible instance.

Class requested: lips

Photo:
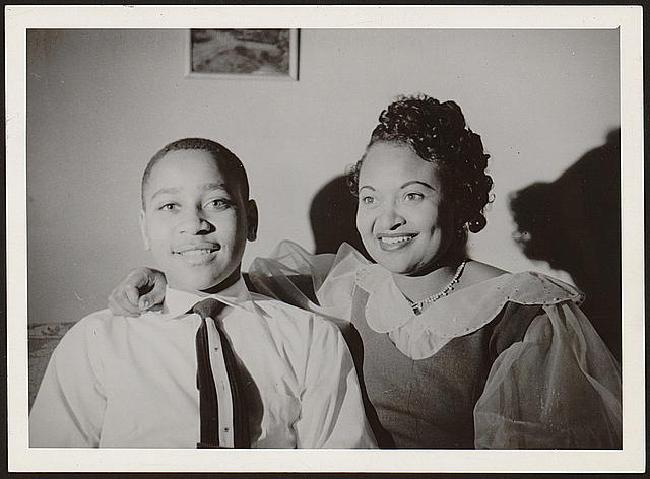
[377,233,417,251]
[173,244,220,265]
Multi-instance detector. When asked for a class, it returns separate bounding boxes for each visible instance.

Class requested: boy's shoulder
[249,291,353,340]
[59,309,128,344]
[249,291,318,323]
[77,308,124,328]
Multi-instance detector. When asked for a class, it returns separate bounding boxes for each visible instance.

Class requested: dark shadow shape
[510,128,621,360]
[309,175,370,258]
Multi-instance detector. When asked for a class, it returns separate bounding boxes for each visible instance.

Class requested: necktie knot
[192,298,226,321]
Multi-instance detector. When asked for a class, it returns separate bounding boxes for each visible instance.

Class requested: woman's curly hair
[348,94,493,235]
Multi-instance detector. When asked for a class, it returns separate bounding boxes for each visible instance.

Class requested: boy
[29,138,376,448]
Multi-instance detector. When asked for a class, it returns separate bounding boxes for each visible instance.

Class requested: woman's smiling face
[356,142,453,275]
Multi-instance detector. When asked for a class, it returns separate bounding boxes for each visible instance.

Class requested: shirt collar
[163,277,255,318]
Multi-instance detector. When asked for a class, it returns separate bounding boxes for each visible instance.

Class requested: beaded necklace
[410,260,467,315]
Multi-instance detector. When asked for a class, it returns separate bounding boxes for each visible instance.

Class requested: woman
[110,95,622,449]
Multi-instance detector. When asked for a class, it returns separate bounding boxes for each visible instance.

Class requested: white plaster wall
[26,28,620,324]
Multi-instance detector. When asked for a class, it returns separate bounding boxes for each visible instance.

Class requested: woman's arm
[474,301,621,449]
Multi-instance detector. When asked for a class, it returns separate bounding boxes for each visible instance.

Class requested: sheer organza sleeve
[474,301,622,449]
[248,240,367,320]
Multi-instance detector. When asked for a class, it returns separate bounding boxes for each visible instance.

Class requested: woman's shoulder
[454,266,586,358]
[460,261,583,305]
[461,260,508,287]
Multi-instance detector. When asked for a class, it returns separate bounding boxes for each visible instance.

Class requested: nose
[376,201,405,231]
[178,207,212,235]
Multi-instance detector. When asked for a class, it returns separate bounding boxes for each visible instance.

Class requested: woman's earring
[467,218,483,233]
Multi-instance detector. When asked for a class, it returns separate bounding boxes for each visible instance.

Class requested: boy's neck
[200,268,242,295]
[167,268,243,296]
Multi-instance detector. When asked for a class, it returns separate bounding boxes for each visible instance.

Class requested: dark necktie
[192,298,250,448]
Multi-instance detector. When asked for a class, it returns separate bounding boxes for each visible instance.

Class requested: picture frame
[186,28,299,80]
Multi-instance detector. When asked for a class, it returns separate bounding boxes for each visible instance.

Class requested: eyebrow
[149,183,231,201]
[358,181,436,192]
[149,187,181,201]
[400,180,436,191]
[201,182,231,194]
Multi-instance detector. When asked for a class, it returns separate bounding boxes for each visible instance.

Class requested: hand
[108,267,167,317]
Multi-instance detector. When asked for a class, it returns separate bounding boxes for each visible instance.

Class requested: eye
[158,203,178,211]
[204,198,233,210]
[361,195,376,205]
[403,192,425,202]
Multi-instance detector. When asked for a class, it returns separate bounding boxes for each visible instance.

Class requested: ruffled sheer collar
[354,263,584,359]
[249,239,585,360]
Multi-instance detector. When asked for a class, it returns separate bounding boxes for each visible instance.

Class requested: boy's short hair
[141,138,250,208]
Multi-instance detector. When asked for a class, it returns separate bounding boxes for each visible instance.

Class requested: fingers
[126,268,153,290]
[138,295,152,311]
[125,285,140,306]
[151,271,167,301]
[108,288,140,317]
[108,271,147,317]
[108,267,166,317]
[137,269,167,310]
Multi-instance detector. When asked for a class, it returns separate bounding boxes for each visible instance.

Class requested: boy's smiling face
[140,149,257,293]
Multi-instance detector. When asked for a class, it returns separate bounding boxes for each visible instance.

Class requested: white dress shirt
[29,278,376,449]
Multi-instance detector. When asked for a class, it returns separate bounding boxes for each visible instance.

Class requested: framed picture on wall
[186,28,299,80]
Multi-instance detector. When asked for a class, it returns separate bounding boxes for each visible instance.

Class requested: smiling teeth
[381,236,412,245]
[178,249,213,256]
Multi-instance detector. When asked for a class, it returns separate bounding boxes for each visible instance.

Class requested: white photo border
[5,5,645,474]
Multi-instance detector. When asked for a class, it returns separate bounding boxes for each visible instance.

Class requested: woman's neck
[393,263,463,302]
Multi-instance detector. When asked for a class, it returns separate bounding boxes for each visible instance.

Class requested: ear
[139,209,151,251]
[246,199,258,242]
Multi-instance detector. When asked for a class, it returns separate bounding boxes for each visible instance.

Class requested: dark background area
[510,128,622,360]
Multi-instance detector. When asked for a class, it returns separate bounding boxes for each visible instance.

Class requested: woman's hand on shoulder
[108,267,167,317]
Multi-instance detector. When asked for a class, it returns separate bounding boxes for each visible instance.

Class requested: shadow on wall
[510,128,621,360]
[309,175,369,258]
